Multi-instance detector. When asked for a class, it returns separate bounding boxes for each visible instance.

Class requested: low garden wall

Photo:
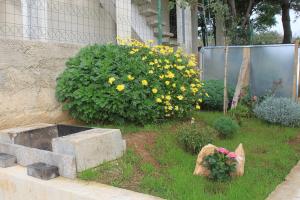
[0,38,82,129]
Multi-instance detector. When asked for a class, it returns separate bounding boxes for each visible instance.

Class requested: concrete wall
[0,166,162,200]
[0,0,116,44]
[0,38,82,129]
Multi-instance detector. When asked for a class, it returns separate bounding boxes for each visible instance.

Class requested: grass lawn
[78,112,300,200]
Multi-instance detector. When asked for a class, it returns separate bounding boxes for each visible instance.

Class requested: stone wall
[0,38,82,129]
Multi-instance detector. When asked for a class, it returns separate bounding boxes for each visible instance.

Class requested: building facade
[0,0,198,53]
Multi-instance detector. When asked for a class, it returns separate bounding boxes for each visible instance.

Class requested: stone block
[52,128,126,172]
[27,162,59,180]
[0,142,76,179]
[0,153,16,168]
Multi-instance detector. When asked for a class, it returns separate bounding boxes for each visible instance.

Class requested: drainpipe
[157,0,163,44]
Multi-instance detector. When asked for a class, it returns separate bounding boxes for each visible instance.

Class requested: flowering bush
[56,39,205,124]
[203,147,237,181]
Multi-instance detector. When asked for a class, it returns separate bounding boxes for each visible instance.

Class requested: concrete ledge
[0,166,163,200]
[0,142,76,179]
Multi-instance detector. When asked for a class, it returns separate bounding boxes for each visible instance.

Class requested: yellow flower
[172,83,176,88]
[188,60,197,67]
[177,58,182,62]
[177,95,184,100]
[180,86,186,92]
[142,56,147,61]
[166,95,171,101]
[164,65,170,69]
[166,71,175,79]
[152,88,158,94]
[156,98,162,103]
[116,84,125,92]
[161,95,165,99]
[168,105,173,110]
[141,80,148,86]
[127,75,135,81]
[159,75,164,79]
[175,106,179,111]
[149,62,154,65]
[108,77,116,84]
[205,93,209,97]
[192,88,199,94]
[198,99,203,103]
[148,70,154,74]
[165,59,170,64]
[165,101,171,106]
[196,104,201,110]
[176,65,185,70]
[165,81,170,86]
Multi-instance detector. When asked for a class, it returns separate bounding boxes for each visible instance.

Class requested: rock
[27,162,59,180]
[0,153,16,168]
[193,144,217,176]
[234,143,245,176]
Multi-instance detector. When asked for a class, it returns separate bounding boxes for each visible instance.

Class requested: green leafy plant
[213,117,239,138]
[253,97,300,127]
[203,147,237,182]
[177,124,216,154]
[202,80,234,111]
[56,39,204,124]
[228,104,251,125]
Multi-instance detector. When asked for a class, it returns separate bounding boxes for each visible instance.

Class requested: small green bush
[202,80,234,111]
[177,124,216,154]
[253,97,300,127]
[213,117,239,138]
[56,39,204,124]
[228,104,251,125]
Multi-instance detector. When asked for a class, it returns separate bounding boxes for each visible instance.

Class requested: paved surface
[267,161,300,200]
[0,165,163,200]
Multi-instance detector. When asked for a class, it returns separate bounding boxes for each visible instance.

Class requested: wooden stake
[293,40,299,101]
[224,46,229,114]
[231,47,251,109]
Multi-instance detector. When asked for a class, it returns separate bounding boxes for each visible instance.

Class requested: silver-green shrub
[253,97,300,127]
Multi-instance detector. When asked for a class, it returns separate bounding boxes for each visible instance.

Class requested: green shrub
[253,97,300,127]
[202,80,234,111]
[56,39,204,124]
[213,117,239,138]
[228,104,251,125]
[177,124,216,154]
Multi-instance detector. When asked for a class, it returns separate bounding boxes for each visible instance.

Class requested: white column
[116,0,131,39]
[176,3,193,53]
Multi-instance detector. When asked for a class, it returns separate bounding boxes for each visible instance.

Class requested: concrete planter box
[0,124,126,179]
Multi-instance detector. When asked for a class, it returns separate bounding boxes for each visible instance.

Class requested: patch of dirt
[288,134,300,153]
[124,132,160,168]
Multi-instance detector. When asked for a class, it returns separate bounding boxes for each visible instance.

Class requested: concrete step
[132,0,152,6]
[163,38,179,48]
[140,8,158,17]
[154,30,174,38]
[148,19,166,28]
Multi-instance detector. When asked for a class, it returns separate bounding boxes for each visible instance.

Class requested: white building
[0,0,198,53]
